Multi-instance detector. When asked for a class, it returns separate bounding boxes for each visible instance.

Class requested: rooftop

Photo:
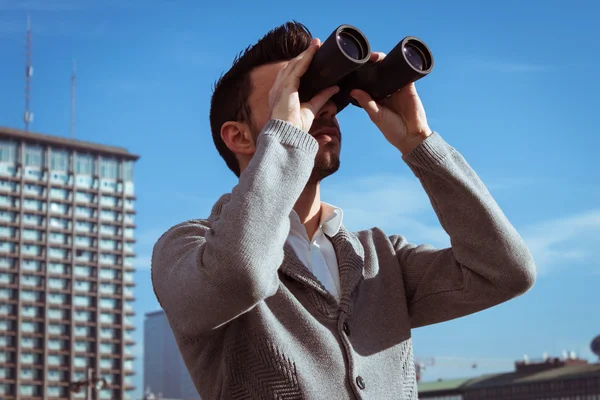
[418,362,600,394]
[0,125,139,160]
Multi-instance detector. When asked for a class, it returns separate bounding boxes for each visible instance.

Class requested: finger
[369,51,386,62]
[303,86,339,115]
[351,89,383,122]
[293,38,321,76]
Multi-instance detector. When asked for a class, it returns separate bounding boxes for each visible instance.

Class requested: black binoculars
[299,24,434,112]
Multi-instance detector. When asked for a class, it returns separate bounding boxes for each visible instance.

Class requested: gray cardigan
[151,119,536,399]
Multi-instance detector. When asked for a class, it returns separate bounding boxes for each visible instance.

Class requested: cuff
[259,119,319,154]
[402,132,456,170]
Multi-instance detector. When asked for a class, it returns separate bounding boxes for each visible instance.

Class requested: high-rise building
[144,310,200,400]
[0,125,139,399]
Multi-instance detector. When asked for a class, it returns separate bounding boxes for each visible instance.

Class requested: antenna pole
[70,59,76,138]
[24,15,33,131]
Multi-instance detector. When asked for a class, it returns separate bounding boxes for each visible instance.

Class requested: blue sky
[1,0,599,396]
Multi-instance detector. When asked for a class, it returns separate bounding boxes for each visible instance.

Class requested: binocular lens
[337,30,367,60]
[403,41,428,71]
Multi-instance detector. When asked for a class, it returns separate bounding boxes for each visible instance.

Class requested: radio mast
[70,59,76,138]
[24,15,33,131]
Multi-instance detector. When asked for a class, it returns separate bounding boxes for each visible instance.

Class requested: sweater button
[343,322,350,336]
[356,376,365,390]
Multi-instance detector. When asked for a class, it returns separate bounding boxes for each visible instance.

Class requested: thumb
[303,85,340,116]
[351,89,382,123]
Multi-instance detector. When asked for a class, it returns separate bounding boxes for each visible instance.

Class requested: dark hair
[209,21,313,176]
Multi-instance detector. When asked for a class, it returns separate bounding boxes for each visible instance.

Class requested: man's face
[248,62,341,183]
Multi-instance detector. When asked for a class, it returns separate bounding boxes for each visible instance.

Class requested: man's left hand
[351,52,432,155]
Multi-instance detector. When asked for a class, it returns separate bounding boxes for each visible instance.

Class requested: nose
[317,100,337,120]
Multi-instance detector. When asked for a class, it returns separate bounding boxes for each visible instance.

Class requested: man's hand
[351,52,432,155]
[269,38,340,132]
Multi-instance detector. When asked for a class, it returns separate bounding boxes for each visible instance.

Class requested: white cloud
[463,58,552,73]
[521,209,600,275]
[324,174,600,276]
[323,174,450,247]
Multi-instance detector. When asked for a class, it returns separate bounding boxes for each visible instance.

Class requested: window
[0,140,17,163]
[124,199,134,210]
[74,310,90,322]
[23,214,43,225]
[48,278,66,290]
[50,187,68,199]
[123,160,134,180]
[100,253,117,265]
[21,306,37,317]
[48,263,67,274]
[21,244,39,256]
[74,356,87,367]
[23,183,43,195]
[99,298,117,309]
[100,158,118,179]
[74,325,89,337]
[48,309,63,320]
[76,154,94,175]
[21,323,36,333]
[24,145,43,167]
[75,191,94,203]
[47,355,61,366]
[20,290,40,302]
[74,266,91,277]
[48,293,66,304]
[101,224,117,235]
[48,247,68,259]
[100,313,115,324]
[74,341,88,353]
[74,280,92,292]
[23,198,42,211]
[0,257,14,267]
[100,283,117,294]
[48,324,64,335]
[73,295,91,307]
[50,150,69,171]
[99,239,116,250]
[76,206,94,218]
[75,221,94,233]
[49,232,66,243]
[100,268,117,280]
[21,229,40,241]
[49,217,69,229]
[0,226,13,237]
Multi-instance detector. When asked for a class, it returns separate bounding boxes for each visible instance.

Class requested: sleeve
[391,133,537,328]
[151,120,319,336]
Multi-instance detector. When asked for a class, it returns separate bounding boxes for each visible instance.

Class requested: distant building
[0,125,139,398]
[418,356,600,399]
[144,310,200,400]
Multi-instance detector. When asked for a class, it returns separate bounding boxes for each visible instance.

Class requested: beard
[249,118,341,184]
[308,146,340,184]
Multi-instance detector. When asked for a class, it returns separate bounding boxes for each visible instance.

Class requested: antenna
[24,15,33,131]
[70,59,76,138]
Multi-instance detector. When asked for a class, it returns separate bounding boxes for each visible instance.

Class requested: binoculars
[299,24,434,112]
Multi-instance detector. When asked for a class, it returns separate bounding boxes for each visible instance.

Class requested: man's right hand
[268,38,340,133]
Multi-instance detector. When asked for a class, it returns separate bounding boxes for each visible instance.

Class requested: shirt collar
[289,202,343,239]
[320,202,343,237]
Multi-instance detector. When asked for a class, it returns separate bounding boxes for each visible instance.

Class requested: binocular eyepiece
[299,25,434,112]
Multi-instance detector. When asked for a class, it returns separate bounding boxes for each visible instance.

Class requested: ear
[221,121,256,156]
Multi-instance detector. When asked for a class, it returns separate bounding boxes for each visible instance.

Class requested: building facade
[0,126,138,399]
[144,310,199,400]
[418,357,600,400]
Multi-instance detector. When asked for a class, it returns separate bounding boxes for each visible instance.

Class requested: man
[151,22,536,399]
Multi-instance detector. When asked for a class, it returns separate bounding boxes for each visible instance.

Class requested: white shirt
[286,203,343,301]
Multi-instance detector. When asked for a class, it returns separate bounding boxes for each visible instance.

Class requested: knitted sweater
[151,119,536,400]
